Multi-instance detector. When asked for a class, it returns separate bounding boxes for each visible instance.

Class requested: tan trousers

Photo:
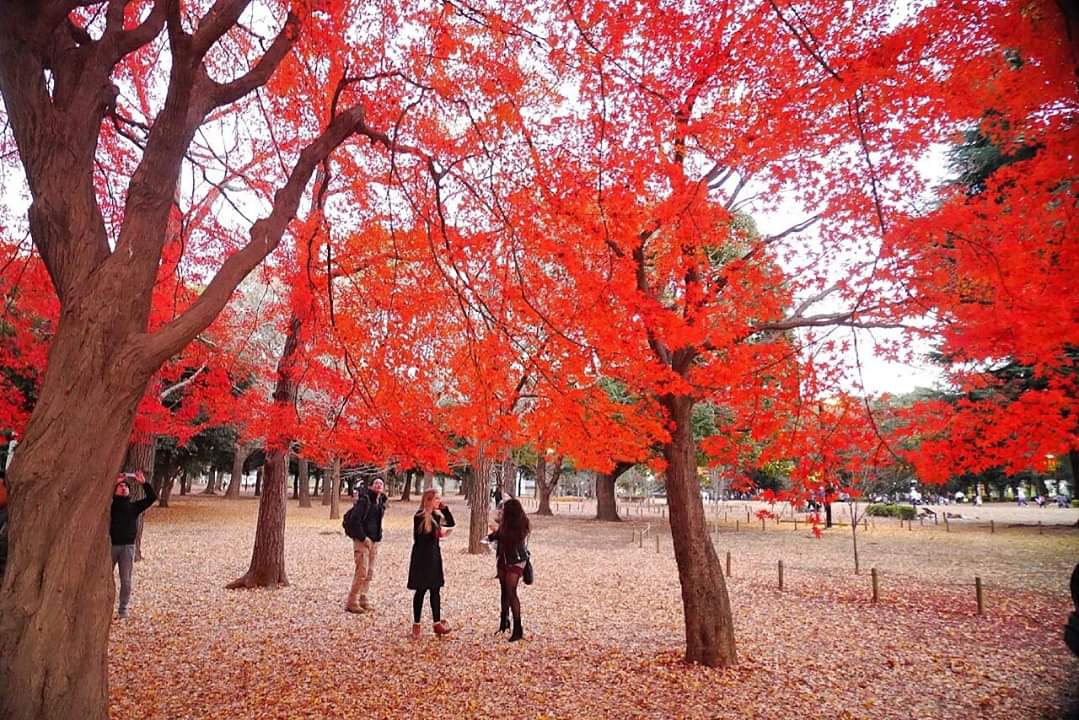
[347,539,378,609]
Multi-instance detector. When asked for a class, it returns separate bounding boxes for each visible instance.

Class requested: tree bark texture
[595,462,633,522]
[500,454,514,496]
[297,457,311,508]
[535,453,563,516]
[400,468,413,502]
[226,440,254,499]
[466,455,491,554]
[661,395,737,668]
[321,465,332,506]
[227,313,303,589]
[329,458,341,520]
[0,314,155,719]
[157,469,177,508]
[152,452,178,509]
[202,467,217,495]
[124,433,156,560]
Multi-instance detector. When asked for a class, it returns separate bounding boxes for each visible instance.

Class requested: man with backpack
[344,478,387,613]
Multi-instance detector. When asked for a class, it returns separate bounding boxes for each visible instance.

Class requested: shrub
[867,503,916,521]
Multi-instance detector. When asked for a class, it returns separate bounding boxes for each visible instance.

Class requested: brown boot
[433,620,451,636]
[411,623,422,639]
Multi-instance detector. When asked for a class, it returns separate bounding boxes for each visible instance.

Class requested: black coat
[351,488,387,542]
[110,483,157,545]
[406,507,455,590]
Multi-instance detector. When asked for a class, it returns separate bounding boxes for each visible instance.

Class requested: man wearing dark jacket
[111,470,156,618]
[346,478,386,613]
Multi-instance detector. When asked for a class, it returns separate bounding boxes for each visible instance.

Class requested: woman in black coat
[407,488,455,638]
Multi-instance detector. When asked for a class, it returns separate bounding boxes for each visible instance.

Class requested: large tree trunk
[0,313,155,719]
[596,462,633,522]
[501,453,515,496]
[400,468,413,502]
[152,454,177,507]
[536,453,563,516]
[329,458,341,520]
[662,395,736,668]
[466,454,491,554]
[227,313,303,589]
[202,467,217,495]
[226,446,289,589]
[124,432,156,561]
[297,457,312,508]
[254,466,263,497]
[321,465,332,506]
[157,468,177,508]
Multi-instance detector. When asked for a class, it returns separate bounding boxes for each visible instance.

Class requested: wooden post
[794,519,799,531]
[760,517,765,531]
[990,520,995,535]
[975,576,984,615]
[1038,520,1042,535]
[736,520,740,532]
[871,567,879,603]
[725,550,731,578]
[638,531,643,549]
[655,534,660,553]
[778,560,784,591]
[944,514,950,532]
[863,517,868,531]
[746,508,750,523]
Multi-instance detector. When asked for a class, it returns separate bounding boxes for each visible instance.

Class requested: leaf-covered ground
[109,496,1079,719]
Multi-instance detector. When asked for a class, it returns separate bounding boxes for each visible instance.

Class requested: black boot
[496,610,510,635]
[508,616,523,642]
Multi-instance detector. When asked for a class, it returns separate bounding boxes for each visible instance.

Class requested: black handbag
[522,549,534,585]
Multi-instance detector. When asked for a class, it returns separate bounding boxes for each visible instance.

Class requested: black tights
[499,571,521,625]
[413,588,441,623]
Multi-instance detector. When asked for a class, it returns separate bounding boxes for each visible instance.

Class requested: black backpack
[342,501,367,540]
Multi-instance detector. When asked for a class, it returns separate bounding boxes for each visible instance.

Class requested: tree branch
[753,313,907,333]
[140,104,369,366]
[191,0,252,60]
[209,12,298,108]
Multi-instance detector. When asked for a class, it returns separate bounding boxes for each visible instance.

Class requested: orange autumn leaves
[0,0,1074,483]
